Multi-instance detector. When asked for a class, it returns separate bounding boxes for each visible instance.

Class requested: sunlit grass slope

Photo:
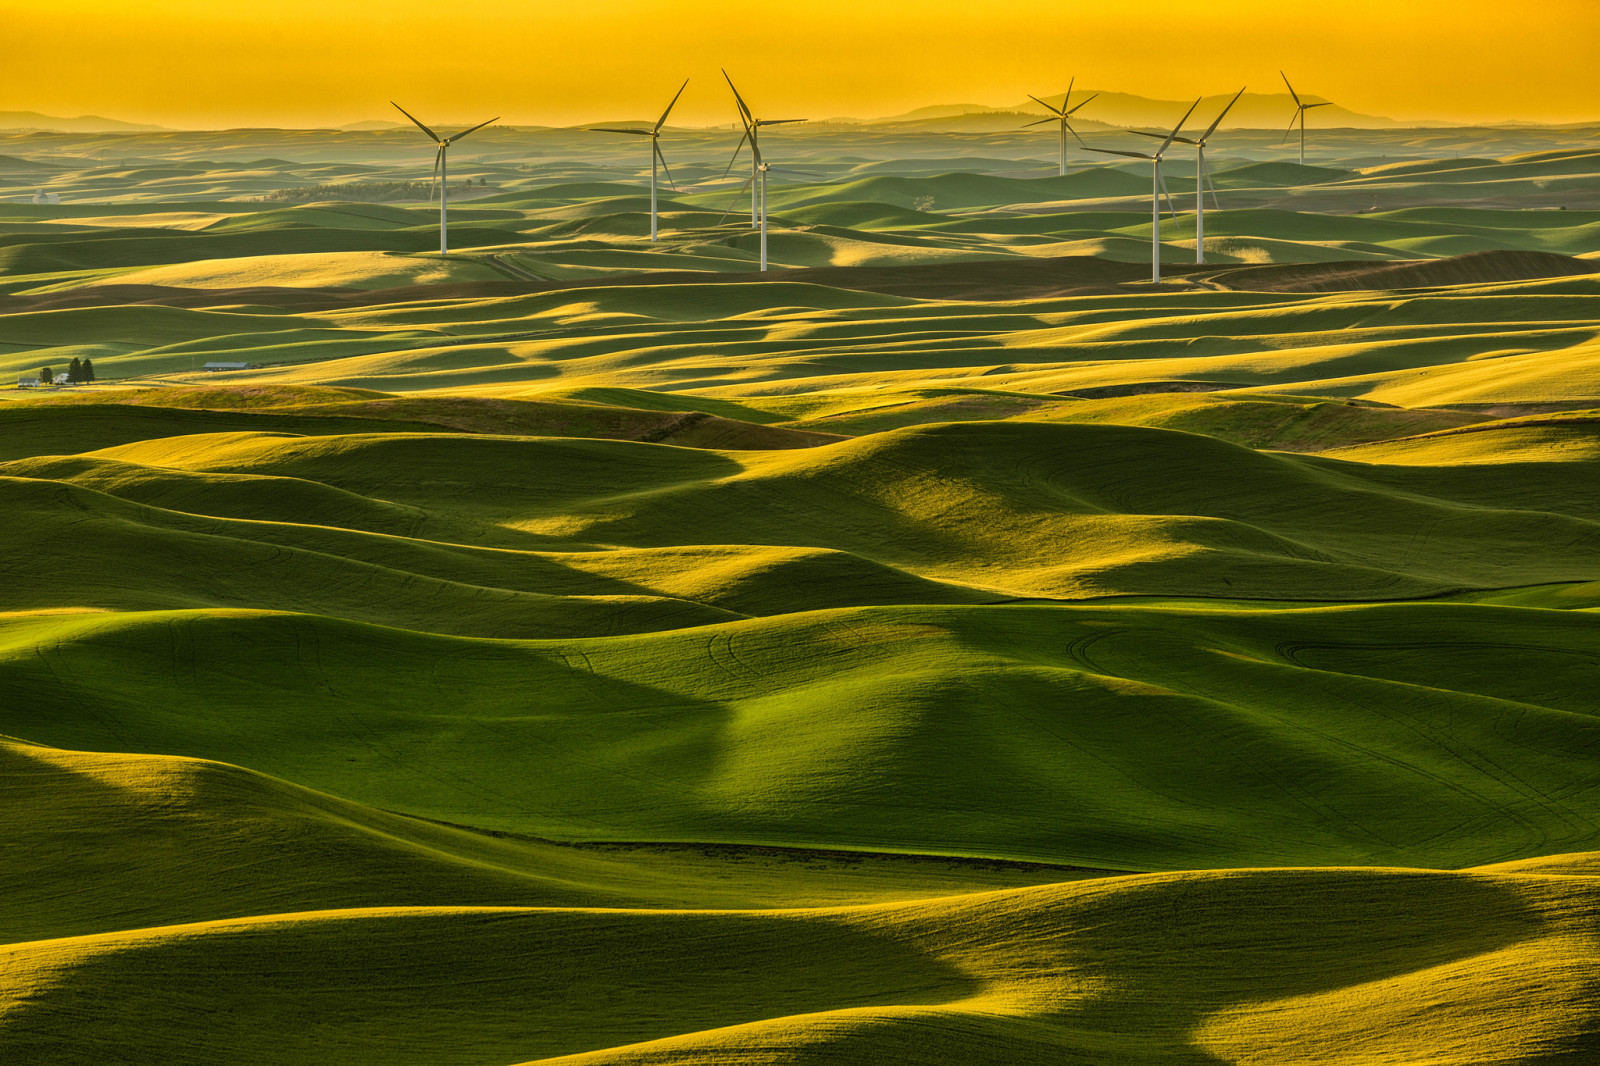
[0,462,1006,632]
[88,250,504,290]
[761,388,1484,450]
[0,390,840,460]
[0,735,1094,944]
[4,138,1599,1064]
[1,855,1594,1065]
[6,265,1596,408]
[2,603,1596,871]
[42,418,1598,602]
[67,275,1583,405]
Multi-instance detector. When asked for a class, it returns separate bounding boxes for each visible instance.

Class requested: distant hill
[870,109,1117,134]
[0,111,169,132]
[0,154,64,171]
[879,104,1005,122]
[872,91,1446,131]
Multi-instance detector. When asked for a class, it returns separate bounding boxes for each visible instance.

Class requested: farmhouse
[203,362,255,372]
[16,376,40,388]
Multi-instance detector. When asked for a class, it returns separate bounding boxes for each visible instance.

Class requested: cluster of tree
[38,358,96,385]
[257,179,494,204]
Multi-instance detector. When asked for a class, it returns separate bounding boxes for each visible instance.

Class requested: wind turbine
[587,79,689,242]
[391,103,497,255]
[719,154,819,273]
[720,72,808,271]
[1129,87,1245,264]
[1281,72,1331,166]
[723,71,804,229]
[1023,77,1100,175]
[1083,99,1200,284]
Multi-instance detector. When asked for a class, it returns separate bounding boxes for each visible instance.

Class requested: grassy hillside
[3,126,1599,1064]
[0,735,1096,943]
[1,841,1594,1063]
[17,417,1589,602]
[2,603,1596,871]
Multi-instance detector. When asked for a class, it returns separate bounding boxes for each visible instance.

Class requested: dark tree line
[37,358,95,385]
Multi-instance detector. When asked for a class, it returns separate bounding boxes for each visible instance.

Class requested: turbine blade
[1280,71,1303,108]
[1307,102,1334,109]
[1199,86,1247,143]
[1157,98,1202,157]
[654,141,680,194]
[1063,118,1085,146]
[429,144,443,201]
[756,118,806,126]
[391,101,440,142]
[655,77,690,132]
[1084,147,1155,160]
[721,130,751,180]
[1021,117,1057,128]
[1205,156,1223,211]
[1281,112,1301,145]
[722,69,754,126]
[1130,130,1198,144]
[1066,91,1100,116]
[1064,75,1075,109]
[1028,93,1067,118]
[451,116,498,143]
[1158,171,1178,219]
[718,175,757,224]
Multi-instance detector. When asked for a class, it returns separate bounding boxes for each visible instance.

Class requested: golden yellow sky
[2,0,1596,128]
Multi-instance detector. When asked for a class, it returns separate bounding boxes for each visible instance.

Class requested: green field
[2,119,1598,1063]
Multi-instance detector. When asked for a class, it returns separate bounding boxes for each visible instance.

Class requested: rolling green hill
[2,602,1597,871]
[0,791,1594,1063]
[4,123,1599,1064]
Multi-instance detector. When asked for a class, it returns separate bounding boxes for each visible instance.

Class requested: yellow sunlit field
[2,3,1598,1062]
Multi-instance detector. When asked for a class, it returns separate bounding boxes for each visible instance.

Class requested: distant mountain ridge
[0,111,169,132]
[4,96,1528,135]
[873,91,1448,130]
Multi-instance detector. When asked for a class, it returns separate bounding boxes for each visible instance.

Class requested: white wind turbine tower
[1023,77,1100,175]
[391,103,497,255]
[587,79,689,242]
[1084,99,1200,284]
[1129,87,1245,264]
[1281,72,1331,166]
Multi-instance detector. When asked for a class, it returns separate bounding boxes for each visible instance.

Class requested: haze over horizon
[3,0,1596,130]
